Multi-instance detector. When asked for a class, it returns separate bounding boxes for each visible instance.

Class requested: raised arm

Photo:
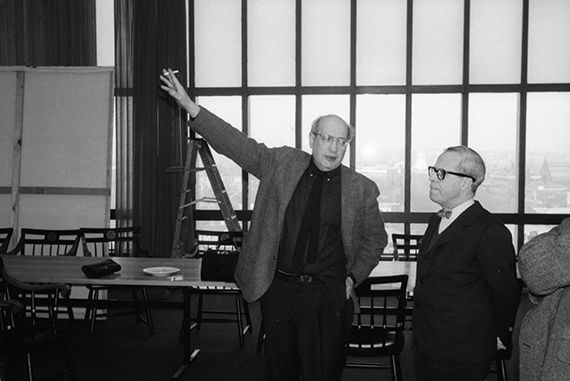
[159,68,201,118]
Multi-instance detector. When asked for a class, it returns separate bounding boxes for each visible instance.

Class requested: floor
[15,287,532,381]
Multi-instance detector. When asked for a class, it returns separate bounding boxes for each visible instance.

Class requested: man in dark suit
[160,69,388,381]
[412,146,520,381]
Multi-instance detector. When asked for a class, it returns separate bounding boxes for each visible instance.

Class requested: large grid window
[189,0,570,251]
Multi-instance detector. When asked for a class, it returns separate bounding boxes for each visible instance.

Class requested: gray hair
[311,115,355,141]
[445,146,486,192]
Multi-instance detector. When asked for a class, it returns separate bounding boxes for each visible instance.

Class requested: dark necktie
[437,209,452,219]
[292,171,325,265]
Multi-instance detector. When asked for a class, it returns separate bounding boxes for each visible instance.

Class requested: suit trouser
[260,274,354,381]
[414,347,491,381]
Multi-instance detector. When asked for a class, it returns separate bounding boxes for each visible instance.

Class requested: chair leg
[131,288,142,325]
[196,293,204,331]
[235,295,245,348]
[88,289,99,341]
[84,287,95,329]
[256,321,265,355]
[392,355,403,381]
[242,297,252,334]
[26,353,35,381]
[141,287,154,336]
[496,359,507,381]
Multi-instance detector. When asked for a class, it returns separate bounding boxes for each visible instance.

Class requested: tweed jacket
[412,201,520,363]
[189,108,388,303]
[519,217,570,381]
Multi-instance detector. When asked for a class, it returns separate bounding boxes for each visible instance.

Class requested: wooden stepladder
[170,139,241,258]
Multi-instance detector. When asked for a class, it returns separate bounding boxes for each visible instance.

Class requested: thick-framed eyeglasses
[428,166,476,182]
[311,132,351,148]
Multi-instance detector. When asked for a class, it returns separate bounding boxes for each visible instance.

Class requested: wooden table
[0,254,229,379]
[1,255,417,379]
[370,260,417,293]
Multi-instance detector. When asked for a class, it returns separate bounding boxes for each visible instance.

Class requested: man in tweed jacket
[161,69,387,381]
[519,217,570,381]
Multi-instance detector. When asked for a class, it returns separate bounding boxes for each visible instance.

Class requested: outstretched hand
[159,69,200,118]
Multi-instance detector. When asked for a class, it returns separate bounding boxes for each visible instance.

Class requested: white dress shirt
[438,198,475,234]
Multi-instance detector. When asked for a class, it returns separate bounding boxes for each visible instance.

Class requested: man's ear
[461,177,474,192]
[309,133,315,149]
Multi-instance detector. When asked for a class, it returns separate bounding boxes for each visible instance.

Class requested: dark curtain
[116,0,188,257]
[0,0,96,66]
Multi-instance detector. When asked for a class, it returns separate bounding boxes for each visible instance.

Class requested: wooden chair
[6,228,82,256]
[0,257,77,381]
[80,226,154,341]
[4,229,82,319]
[345,274,408,381]
[0,228,13,254]
[185,230,252,348]
[391,233,423,262]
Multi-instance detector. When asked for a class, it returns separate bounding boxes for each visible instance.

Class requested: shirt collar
[438,198,475,233]
[308,159,341,181]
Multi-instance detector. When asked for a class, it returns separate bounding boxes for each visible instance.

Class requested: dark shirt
[277,159,346,277]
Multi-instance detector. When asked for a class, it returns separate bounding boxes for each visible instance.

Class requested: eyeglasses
[311,132,351,148]
[428,166,476,182]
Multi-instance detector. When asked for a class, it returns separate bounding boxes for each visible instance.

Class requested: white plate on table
[143,267,180,277]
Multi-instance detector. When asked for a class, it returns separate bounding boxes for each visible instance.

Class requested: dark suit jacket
[412,201,520,363]
[189,108,388,303]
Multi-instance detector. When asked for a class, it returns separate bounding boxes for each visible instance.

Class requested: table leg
[172,288,200,379]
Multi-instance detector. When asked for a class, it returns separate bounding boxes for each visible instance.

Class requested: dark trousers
[414,347,491,381]
[260,274,354,381]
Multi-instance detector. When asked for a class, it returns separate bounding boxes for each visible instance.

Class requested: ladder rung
[199,197,220,204]
[179,197,220,210]
[179,201,198,209]
[167,166,205,174]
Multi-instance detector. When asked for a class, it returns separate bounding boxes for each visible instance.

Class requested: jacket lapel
[340,166,357,253]
[427,202,482,253]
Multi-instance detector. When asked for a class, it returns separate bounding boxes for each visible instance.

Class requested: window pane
[302,95,350,166]
[524,225,556,245]
[528,0,570,83]
[525,92,570,214]
[248,0,295,86]
[302,0,350,86]
[356,0,407,86]
[195,0,241,87]
[468,93,518,213]
[411,94,462,212]
[356,95,405,212]
[194,96,243,210]
[469,0,522,84]
[248,96,296,206]
[412,0,464,85]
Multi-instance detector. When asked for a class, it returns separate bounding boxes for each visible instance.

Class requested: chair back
[392,233,423,261]
[7,228,82,256]
[0,228,13,254]
[81,226,149,258]
[0,257,76,379]
[0,256,73,320]
[347,274,408,357]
